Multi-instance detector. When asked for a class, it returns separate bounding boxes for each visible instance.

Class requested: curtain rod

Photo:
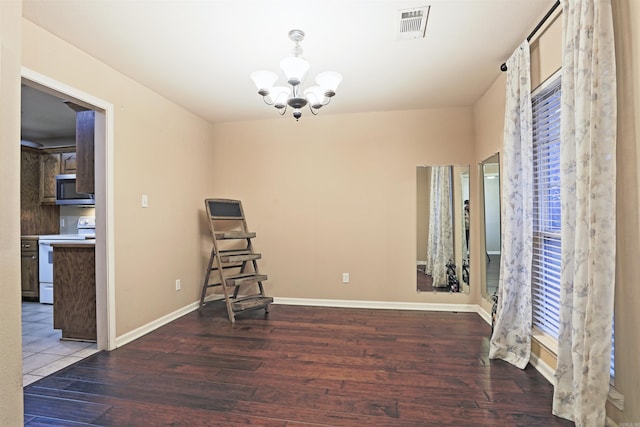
[500,0,561,72]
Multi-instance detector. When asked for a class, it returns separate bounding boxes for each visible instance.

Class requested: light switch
[141,194,149,208]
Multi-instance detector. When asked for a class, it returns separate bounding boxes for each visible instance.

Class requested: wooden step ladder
[199,198,273,322]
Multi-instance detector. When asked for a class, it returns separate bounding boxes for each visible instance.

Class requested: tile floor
[22,301,99,387]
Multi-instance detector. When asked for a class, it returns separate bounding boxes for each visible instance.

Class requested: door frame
[22,67,116,350]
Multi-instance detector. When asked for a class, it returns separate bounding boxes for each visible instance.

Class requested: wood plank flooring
[23,302,573,426]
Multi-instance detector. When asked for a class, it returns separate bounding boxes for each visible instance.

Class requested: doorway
[21,69,115,380]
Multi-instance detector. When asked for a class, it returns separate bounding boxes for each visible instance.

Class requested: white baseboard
[529,347,556,385]
[115,302,199,348]
[115,296,480,348]
[476,305,492,325]
[114,296,224,348]
[273,297,478,313]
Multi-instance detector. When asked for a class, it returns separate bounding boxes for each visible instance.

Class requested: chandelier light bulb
[304,86,326,109]
[250,70,278,95]
[315,71,343,97]
[268,86,291,108]
[280,56,310,86]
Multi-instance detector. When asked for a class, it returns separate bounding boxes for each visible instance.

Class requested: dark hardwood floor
[23,302,572,426]
[416,266,451,293]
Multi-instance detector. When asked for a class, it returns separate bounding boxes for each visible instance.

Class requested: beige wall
[0,2,25,424]
[473,3,640,422]
[210,109,479,304]
[612,0,640,422]
[21,18,218,336]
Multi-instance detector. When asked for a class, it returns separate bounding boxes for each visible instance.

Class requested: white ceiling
[21,0,555,143]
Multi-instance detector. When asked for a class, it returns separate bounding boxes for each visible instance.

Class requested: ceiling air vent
[397,6,430,40]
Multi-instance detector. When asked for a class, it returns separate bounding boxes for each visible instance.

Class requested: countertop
[50,240,96,248]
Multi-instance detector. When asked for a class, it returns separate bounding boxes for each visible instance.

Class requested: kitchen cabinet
[21,146,60,235]
[39,147,76,204]
[21,237,39,299]
[52,242,96,341]
[61,151,77,174]
[40,152,60,204]
[75,110,95,194]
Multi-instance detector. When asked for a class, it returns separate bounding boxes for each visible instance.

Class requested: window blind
[531,77,562,338]
[530,74,614,378]
[611,317,615,378]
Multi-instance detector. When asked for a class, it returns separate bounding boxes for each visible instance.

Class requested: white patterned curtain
[489,41,533,369]
[425,166,453,287]
[552,0,617,424]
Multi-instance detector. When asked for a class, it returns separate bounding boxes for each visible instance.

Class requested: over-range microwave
[55,174,95,205]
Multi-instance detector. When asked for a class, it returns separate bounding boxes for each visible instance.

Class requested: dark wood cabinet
[21,147,60,235]
[38,108,94,201]
[53,243,96,342]
[40,152,61,204]
[61,151,77,174]
[75,110,95,195]
[39,147,76,204]
[21,238,39,299]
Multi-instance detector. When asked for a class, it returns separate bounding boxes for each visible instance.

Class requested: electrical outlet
[175,279,181,291]
[141,194,149,208]
[342,273,350,283]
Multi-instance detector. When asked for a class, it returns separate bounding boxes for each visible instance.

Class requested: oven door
[38,240,54,303]
[38,240,54,283]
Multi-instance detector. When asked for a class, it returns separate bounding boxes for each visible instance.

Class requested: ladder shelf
[199,198,272,322]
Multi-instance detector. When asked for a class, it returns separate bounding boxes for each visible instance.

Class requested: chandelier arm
[278,104,288,116]
[262,96,275,106]
[308,105,319,116]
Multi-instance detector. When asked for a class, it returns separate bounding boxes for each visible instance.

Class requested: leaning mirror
[417,165,470,293]
[480,154,501,299]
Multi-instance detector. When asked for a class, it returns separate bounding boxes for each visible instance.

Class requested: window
[530,74,615,378]
[531,75,562,339]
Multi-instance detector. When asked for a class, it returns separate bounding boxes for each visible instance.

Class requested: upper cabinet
[38,108,95,204]
[39,147,76,204]
[61,151,77,174]
[40,151,61,204]
[75,110,95,195]
[21,146,60,235]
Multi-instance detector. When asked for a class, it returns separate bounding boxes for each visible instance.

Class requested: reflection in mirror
[481,154,501,298]
[417,165,470,293]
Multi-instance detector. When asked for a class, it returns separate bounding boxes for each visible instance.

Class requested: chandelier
[250,29,342,121]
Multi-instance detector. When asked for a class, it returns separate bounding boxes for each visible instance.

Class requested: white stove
[39,234,89,240]
[38,216,95,304]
